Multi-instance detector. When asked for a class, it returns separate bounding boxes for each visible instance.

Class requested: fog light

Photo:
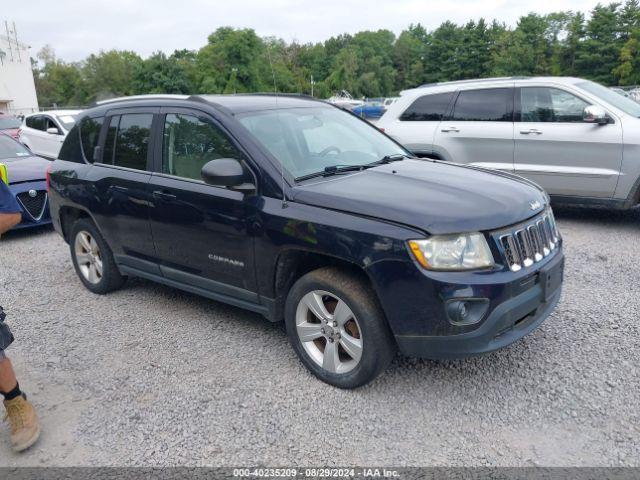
[445,298,489,325]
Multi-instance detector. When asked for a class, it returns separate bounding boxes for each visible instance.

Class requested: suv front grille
[498,210,560,272]
[16,191,48,221]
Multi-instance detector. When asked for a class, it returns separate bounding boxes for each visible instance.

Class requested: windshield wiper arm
[295,155,410,182]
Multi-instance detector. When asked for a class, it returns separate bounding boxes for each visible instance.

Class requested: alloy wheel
[295,290,363,374]
[74,230,103,284]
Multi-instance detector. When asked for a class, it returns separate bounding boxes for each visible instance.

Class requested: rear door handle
[520,129,543,135]
[441,126,460,133]
[152,190,177,201]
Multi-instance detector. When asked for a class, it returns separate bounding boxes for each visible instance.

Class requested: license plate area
[539,257,564,302]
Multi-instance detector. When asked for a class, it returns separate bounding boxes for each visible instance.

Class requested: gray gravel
[0,206,639,467]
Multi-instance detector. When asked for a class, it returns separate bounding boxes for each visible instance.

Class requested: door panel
[514,87,622,198]
[432,87,514,171]
[148,110,257,296]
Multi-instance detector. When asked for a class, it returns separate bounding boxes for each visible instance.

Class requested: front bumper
[393,251,564,359]
[8,181,52,230]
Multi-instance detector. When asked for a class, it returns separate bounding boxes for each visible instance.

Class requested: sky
[8,0,604,62]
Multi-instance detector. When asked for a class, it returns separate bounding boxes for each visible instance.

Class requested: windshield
[0,134,31,159]
[55,113,78,130]
[0,117,21,129]
[237,106,407,179]
[577,80,640,117]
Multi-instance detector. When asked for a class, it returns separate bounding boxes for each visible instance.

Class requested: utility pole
[310,75,316,97]
[231,67,238,94]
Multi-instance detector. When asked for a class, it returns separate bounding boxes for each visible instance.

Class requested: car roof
[401,76,587,97]
[26,110,82,117]
[90,93,328,116]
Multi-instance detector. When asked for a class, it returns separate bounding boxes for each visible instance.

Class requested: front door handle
[520,129,543,135]
[441,126,460,133]
[152,190,177,201]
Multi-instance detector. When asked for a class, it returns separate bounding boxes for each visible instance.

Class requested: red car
[0,114,22,140]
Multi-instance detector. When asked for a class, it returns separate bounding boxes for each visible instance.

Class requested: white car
[377,77,640,209]
[19,110,81,159]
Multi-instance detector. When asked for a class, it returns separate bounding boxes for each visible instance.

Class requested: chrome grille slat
[496,210,561,272]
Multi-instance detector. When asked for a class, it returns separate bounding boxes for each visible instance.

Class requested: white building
[0,23,38,116]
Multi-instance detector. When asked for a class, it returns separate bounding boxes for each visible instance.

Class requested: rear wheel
[69,218,125,294]
[285,267,396,388]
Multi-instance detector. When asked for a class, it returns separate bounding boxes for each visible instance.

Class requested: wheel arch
[271,248,376,323]
[58,206,95,243]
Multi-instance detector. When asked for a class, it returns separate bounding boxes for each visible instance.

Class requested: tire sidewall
[285,269,394,389]
[69,219,120,294]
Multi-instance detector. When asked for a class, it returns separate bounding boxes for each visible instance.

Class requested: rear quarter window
[399,92,455,121]
[79,116,104,162]
[57,124,83,163]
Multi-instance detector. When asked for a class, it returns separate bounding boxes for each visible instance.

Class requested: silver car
[378,77,640,209]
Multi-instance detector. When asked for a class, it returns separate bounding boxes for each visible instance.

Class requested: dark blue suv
[48,94,564,388]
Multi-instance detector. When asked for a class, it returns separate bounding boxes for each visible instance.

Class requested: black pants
[0,306,14,352]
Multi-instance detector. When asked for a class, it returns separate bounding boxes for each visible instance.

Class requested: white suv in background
[19,110,81,159]
[378,77,640,209]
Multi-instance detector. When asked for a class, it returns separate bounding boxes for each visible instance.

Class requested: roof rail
[418,76,530,88]
[90,94,190,107]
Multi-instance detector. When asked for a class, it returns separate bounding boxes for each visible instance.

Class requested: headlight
[408,233,494,271]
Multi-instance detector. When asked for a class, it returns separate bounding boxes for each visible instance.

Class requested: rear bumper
[395,253,564,359]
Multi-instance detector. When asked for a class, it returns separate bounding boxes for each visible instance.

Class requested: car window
[45,117,61,133]
[520,87,590,123]
[103,114,153,170]
[58,124,84,163]
[79,116,104,163]
[162,113,243,181]
[55,114,78,130]
[0,135,31,159]
[399,92,455,121]
[0,117,21,129]
[27,116,46,131]
[451,88,512,122]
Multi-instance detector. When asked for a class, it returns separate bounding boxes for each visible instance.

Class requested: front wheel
[285,267,396,389]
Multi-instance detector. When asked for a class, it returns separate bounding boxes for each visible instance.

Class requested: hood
[291,159,547,235]
[3,155,50,184]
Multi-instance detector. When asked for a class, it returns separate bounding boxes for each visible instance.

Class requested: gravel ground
[0,206,638,467]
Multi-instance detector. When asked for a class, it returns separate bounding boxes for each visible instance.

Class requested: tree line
[33,0,640,108]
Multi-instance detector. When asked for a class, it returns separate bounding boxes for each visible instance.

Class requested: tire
[69,218,126,294]
[285,267,396,389]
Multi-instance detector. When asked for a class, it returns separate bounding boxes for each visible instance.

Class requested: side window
[102,115,119,165]
[451,88,512,122]
[45,117,59,132]
[520,87,590,123]
[111,113,153,170]
[28,116,45,131]
[399,92,455,121]
[79,116,104,162]
[162,113,243,180]
[58,124,83,163]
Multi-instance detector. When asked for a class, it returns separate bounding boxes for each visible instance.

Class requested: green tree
[82,50,142,101]
[133,51,194,94]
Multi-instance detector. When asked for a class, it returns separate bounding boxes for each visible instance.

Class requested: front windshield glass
[0,117,21,129]
[577,80,640,117]
[0,134,31,159]
[237,106,407,179]
[55,114,78,130]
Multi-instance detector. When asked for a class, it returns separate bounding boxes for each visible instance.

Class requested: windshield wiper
[295,154,409,182]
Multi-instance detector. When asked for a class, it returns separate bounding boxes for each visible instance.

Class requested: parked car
[0,114,22,140]
[378,77,640,209]
[48,94,564,388]
[352,101,385,119]
[19,110,81,159]
[0,134,51,230]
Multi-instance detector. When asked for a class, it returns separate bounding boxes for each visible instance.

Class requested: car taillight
[46,165,52,193]
[378,127,385,133]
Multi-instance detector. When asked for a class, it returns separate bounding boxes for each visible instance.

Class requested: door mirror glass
[46,127,60,135]
[583,105,609,125]
[201,158,252,189]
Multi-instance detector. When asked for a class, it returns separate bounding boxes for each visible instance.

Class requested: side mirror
[583,105,609,125]
[46,127,61,135]
[201,158,254,191]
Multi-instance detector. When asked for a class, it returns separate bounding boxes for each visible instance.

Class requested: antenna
[267,47,288,209]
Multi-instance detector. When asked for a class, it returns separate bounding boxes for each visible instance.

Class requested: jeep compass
[47,94,564,388]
